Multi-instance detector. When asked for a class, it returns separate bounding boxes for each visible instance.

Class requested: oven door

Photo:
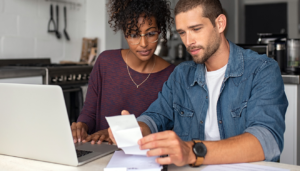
[62,85,87,125]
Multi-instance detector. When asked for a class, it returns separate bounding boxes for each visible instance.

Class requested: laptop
[0,83,118,166]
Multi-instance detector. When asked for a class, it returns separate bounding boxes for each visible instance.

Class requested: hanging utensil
[63,6,70,41]
[55,5,61,39]
[47,4,57,33]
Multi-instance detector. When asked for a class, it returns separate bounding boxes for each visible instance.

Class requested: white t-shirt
[204,64,227,141]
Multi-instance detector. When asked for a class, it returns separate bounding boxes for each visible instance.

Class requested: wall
[220,0,240,43]
[243,0,299,39]
[86,0,121,56]
[0,0,87,63]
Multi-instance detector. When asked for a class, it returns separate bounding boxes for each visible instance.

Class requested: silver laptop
[0,83,118,166]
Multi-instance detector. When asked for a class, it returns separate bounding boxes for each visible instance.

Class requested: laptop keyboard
[76,149,93,158]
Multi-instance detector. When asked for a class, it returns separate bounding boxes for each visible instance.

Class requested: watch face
[193,142,207,157]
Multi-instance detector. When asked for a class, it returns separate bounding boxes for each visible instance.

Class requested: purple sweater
[77,49,175,134]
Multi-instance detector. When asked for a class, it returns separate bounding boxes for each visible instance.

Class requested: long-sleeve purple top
[77,49,175,134]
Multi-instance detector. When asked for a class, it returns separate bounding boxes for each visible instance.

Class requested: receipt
[105,115,148,155]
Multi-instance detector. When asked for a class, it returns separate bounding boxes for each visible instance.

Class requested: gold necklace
[125,50,156,88]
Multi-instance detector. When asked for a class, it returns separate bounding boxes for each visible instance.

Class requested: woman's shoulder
[98,49,122,60]
[94,49,122,66]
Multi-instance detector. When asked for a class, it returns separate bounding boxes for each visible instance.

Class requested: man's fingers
[156,156,172,165]
[138,131,175,145]
[121,110,130,115]
[146,147,174,157]
[140,139,172,150]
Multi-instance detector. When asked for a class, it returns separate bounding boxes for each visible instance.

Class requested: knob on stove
[51,76,58,83]
[82,74,87,80]
[67,74,73,81]
[58,75,65,82]
[76,74,82,81]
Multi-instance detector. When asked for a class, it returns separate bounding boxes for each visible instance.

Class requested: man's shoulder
[238,46,278,73]
[168,61,198,84]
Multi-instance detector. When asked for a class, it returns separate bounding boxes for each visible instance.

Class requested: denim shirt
[137,41,288,162]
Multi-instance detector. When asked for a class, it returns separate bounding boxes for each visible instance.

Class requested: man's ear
[215,14,227,33]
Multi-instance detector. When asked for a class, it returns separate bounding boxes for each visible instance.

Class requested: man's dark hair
[107,0,173,41]
[174,0,223,27]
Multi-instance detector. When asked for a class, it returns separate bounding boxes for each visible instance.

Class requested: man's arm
[139,131,264,166]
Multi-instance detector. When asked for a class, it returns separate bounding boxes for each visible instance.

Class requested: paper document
[106,115,148,155]
[104,150,162,171]
[202,163,289,171]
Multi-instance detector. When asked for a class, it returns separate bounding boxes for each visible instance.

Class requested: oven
[0,58,93,124]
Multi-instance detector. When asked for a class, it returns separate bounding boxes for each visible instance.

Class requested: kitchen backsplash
[0,0,86,63]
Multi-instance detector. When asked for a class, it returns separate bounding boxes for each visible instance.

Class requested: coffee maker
[257,33,288,73]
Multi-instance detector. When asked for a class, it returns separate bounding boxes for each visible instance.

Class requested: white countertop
[1,153,300,171]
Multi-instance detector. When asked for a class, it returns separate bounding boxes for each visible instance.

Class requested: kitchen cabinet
[281,75,300,165]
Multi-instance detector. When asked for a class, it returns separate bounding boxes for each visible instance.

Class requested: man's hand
[71,122,88,143]
[83,129,112,145]
[138,130,196,166]
[108,110,152,145]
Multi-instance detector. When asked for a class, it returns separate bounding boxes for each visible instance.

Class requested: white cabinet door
[281,84,299,165]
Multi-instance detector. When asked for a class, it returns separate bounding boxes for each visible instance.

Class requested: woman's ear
[215,14,227,34]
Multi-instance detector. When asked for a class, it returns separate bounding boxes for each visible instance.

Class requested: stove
[0,58,94,124]
[0,58,93,86]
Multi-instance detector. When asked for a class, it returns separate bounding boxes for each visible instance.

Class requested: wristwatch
[189,140,207,167]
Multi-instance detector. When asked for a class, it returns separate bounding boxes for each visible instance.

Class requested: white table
[1,153,300,171]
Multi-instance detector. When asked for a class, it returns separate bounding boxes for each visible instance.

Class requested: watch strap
[189,140,204,167]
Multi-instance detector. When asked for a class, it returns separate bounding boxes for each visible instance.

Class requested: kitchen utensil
[64,6,70,41]
[55,5,61,39]
[47,5,57,33]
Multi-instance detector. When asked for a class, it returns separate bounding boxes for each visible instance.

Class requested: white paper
[104,150,162,171]
[106,115,148,155]
[202,163,289,171]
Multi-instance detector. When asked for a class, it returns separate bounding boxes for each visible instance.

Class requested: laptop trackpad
[75,143,118,164]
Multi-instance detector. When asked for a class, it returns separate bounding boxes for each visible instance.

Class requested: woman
[72,0,175,145]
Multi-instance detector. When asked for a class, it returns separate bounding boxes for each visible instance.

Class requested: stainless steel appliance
[257,33,287,59]
[237,44,269,56]
[286,39,300,74]
[0,58,93,124]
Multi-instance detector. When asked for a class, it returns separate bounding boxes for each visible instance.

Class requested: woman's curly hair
[107,0,174,42]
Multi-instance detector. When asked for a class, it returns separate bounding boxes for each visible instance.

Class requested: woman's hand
[83,129,112,145]
[71,122,88,143]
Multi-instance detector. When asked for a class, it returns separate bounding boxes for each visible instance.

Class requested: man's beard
[187,32,221,64]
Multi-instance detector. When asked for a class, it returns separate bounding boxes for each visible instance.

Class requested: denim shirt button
[200,121,203,124]
[219,120,222,124]
[181,111,184,115]
[206,96,208,99]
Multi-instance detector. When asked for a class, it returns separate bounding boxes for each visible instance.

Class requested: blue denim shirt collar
[191,40,244,87]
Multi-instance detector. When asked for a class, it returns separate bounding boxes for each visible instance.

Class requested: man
[109,0,288,167]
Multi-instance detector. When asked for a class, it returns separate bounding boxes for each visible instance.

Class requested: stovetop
[0,58,93,85]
